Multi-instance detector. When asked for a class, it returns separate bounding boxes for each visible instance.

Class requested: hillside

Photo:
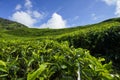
[0,17,28,30]
[0,17,120,79]
[1,17,120,67]
[3,17,120,37]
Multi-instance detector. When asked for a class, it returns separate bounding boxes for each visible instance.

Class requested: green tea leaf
[27,63,47,80]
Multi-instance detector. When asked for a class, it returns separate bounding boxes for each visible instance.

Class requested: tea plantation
[0,17,120,80]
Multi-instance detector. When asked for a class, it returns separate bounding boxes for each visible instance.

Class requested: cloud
[33,11,42,18]
[12,11,36,27]
[74,16,80,20]
[102,0,120,17]
[40,13,67,29]
[102,0,116,5]
[15,4,22,10]
[91,13,98,20]
[11,0,44,27]
[115,0,120,17]
[25,0,32,9]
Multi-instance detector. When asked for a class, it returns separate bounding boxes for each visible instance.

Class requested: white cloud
[15,4,22,10]
[91,13,98,20]
[12,11,36,27]
[33,11,42,18]
[40,13,67,29]
[74,16,80,20]
[102,0,120,17]
[25,0,32,9]
[102,0,116,5]
[11,0,44,27]
[115,0,120,17]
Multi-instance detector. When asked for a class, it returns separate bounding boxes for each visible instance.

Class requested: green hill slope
[3,17,120,69]
[0,17,28,30]
[55,18,120,71]
[3,17,120,38]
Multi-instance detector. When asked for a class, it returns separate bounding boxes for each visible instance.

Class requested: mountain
[0,17,28,30]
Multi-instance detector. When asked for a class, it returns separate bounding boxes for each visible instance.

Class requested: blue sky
[0,0,120,28]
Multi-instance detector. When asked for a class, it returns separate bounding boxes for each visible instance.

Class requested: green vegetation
[0,17,27,30]
[0,40,119,80]
[0,17,120,79]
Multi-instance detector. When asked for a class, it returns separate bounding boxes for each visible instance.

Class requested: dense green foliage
[0,17,120,79]
[0,40,119,80]
[57,22,120,71]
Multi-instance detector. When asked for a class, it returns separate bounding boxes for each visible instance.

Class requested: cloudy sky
[0,0,120,28]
